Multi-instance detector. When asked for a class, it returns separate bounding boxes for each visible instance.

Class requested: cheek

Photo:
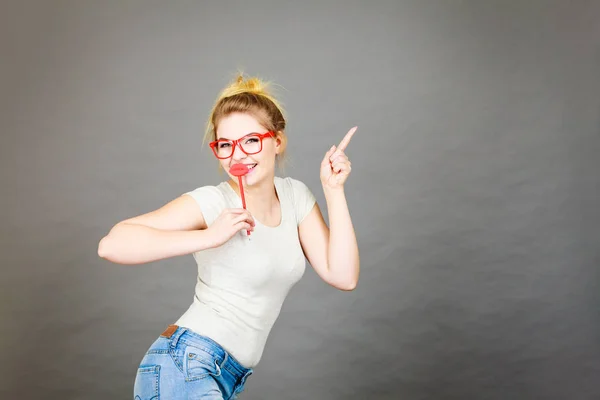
[253,145,273,161]
[260,149,277,164]
[219,159,229,170]
[267,142,279,157]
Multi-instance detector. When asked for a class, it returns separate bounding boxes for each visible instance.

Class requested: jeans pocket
[134,365,160,400]
[184,345,222,382]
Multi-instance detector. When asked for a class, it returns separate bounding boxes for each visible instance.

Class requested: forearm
[98,223,215,265]
[323,186,360,289]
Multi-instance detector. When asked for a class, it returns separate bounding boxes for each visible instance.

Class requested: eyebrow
[217,132,261,140]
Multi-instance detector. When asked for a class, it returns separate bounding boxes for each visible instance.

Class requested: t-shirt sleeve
[182,186,225,226]
[288,178,317,225]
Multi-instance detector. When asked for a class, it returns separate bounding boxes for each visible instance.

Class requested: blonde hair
[203,73,288,168]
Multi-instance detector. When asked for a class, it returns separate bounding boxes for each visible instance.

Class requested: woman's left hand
[320,126,357,189]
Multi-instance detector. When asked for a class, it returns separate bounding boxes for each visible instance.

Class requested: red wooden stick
[229,164,251,235]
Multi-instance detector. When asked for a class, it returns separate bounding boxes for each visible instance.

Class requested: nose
[231,142,247,161]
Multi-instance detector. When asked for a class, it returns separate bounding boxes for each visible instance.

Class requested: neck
[228,174,278,212]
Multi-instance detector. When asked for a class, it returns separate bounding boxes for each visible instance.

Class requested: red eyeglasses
[209,132,275,159]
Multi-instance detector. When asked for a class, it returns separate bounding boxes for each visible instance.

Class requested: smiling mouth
[247,163,257,170]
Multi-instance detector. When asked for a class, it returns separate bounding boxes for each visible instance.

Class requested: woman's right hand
[207,208,255,247]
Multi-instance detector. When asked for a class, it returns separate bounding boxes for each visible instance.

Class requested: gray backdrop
[1,1,599,399]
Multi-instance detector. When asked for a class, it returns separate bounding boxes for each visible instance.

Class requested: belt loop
[169,326,187,348]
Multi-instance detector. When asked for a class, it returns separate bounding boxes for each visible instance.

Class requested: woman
[98,74,360,399]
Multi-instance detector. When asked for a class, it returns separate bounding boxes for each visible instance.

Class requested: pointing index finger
[337,126,357,151]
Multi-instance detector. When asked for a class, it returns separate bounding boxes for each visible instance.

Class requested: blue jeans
[134,325,253,399]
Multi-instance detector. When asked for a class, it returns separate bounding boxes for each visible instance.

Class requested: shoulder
[185,183,226,200]
[183,182,229,225]
[184,184,228,205]
[276,176,312,193]
[276,176,315,200]
[276,176,316,225]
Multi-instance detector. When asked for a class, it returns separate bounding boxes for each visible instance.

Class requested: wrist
[196,228,219,250]
[322,184,345,197]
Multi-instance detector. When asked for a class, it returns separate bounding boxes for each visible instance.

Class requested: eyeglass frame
[209,131,276,159]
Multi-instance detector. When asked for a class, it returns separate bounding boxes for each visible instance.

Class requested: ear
[275,131,287,154]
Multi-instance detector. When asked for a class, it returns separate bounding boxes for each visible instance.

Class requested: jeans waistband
[160,324,252,379]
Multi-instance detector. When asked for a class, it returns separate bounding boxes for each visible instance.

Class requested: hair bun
[212,72,284,113]
[232,74,268,96]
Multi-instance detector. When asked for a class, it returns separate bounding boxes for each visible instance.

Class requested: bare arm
[298,126,360,290]
[99,193,255,265]
[97,194,214,265]
[299,187,360,291]
[98,225,218,265]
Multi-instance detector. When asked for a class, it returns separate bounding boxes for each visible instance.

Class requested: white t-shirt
[174,176,317,368]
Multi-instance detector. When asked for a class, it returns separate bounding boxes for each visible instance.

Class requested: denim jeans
[134,325,253,399]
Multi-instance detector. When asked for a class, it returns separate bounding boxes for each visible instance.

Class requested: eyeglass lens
[215,134,262,158]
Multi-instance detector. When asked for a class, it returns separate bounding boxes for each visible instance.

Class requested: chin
[243,166,260,186]
[245,165,275,187]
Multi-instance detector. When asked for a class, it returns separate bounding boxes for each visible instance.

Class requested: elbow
[333,275,358,291]
[339,280,358,291]
[328,265,359,291]
[97,235,117,261]
[98,223,125,261]
[97,236,110,259]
